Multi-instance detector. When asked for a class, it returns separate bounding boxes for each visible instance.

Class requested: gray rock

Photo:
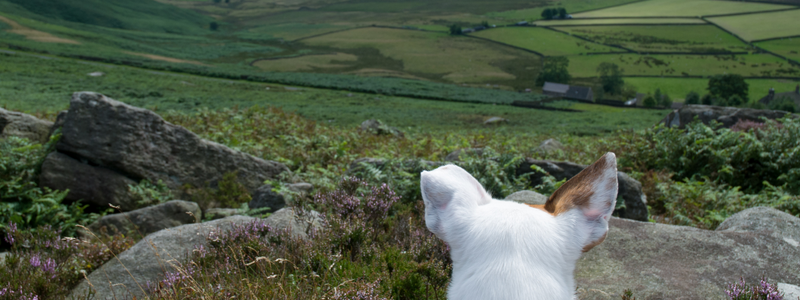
[84,200,201,237]
[779,283,800,300]
[537,138,563,153]
[0,252,7,265]
[49,110,68,138]
[70,216,257,300]
[360,119,404,137]
[287,182,314,194]
[716,207,800,245]
[249,184,286,212]
[659,104,796,129]
[517,158,648,221]
[262,207,323,239]
[575,216,800,300]
[56,92,288,194]
[504,190,547,205]
[0,107,54,143]
[40,152,140,211]
[346,158,440,175]
[444,148,484,161]
[204,208,241,220]
[483,116,508,125]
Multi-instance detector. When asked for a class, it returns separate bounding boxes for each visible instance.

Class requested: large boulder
[504,190,547,205]
[716,207,800,247]
[517,158,648,221]
[55,92,288,194]
[575,214,800,299]
[0,107,54,143]
[659,104,795,129]
[39,152,139,211]
[360,119,403,137]
[84,200,201,237]
[249,184,287,212]
[70,208,323,299]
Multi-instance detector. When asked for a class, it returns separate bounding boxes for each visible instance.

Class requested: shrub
[537,57,571,86]
[685,91,700,105]
[182,171,252,210]
[767,96,796,113]
[643,95,656,107]
[728,94,744,107]
[701,94,714,105]
[129,179,173,208]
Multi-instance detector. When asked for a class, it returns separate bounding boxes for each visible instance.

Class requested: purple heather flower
[5,222,17,244]
[29,254,41,268]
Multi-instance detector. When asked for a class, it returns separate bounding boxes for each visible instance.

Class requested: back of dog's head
[420,153,618,300]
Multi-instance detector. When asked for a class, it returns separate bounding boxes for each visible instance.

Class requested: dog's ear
[545,152,618,252]
[421,164,491,240]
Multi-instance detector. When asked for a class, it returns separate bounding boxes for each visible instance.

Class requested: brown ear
[544,153,618,252]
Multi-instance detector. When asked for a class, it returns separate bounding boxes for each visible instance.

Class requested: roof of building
[543,82,569,94]
[565,85,593,101]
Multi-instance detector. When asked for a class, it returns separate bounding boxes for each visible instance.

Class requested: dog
[420,153,618,300]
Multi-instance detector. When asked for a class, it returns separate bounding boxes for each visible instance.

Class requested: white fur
[420,153,618,300]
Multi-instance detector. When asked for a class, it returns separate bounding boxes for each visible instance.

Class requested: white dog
[420,153,618,300]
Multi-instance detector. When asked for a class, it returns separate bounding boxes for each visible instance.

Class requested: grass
[756,37,800,61]
[300,27,542,85]
[567,53,800,77]
[534,18,707,26]
[0,49,666,135]
[235,23,355,41]
[708,9,800,42]
[554,25,754,53]
[470,27,624,56]
[573,0,792,18]
[253,53,359,72]
[483,0,641,21]
[623,77,800,102]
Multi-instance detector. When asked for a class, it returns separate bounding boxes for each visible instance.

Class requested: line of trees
[541,8,567,20]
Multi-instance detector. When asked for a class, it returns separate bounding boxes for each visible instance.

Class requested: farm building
[759,85,800,106]
[542,82,593,101]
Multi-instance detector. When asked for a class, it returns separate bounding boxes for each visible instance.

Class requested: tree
[707,74,748,101]
[660,92,673,108]
[653,88,662,104]
[481,21,489,28]
[597,62,624,95]
[541,8,555,20]
[701,94,714,105]
[449,24,461,35]
[685,91,700,104]
[536,57,571,86]
[210,22,218,31]
[643,95,656,108]
[558,8,567,19]
[727,94,744,107]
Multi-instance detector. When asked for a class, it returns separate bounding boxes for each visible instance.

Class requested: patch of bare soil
[122,51,209,66]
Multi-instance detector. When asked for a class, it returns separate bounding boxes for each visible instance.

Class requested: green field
[483,0,640,21]
[708,10,800,42]
[0,49,667,135]
[253,53,358,72]
[574,0,792,18]
[534,18,707,26]
[568,53,800,77]
[470,27,624,56]
[554,25,754,53]
[623,77,800,102]
[756,37,800,61]
[299,27,542,85]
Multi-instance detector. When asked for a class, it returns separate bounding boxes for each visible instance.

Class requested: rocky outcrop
[659,104,796,129]
[70,208,322,299]
[55,92,288,195]
[0,107,54,143]
[716,206,800,248]
[517,158,648,221]
[249,184,287,212]
[204,208,241,220]
[504,190,547,205]
[537,138,563,153]
[84,200,201,237]
[39,152,139,211]
[360,119,403,137]
[575,212,800,299]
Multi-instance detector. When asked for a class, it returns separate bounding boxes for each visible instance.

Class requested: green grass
[535,18,707,26]
[623,77,800,102]
[483,0,641,21]
[470,27,624,56]
[253,53,359,72]
[708,10,800,42]
[554,25,754,53]
[568,53,800,77]
[756,37,800,61]
[236,23,355,41]
[0,50,666,135]
[574,0,792,18]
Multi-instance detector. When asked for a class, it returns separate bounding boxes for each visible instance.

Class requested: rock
[537,138,563,153]
[69,209,323,299]
[249,184,286,212]
[360,119,404,137]
[287,182,314,194]
[575,216,800,300]
[84,200,201,237]
[87,72,105,77]
[444,148,484,161]
[204,208,241,220]
[0,252,7,265]
[483,116,508,125]
[0,107,54,143]
[517,158,648,221]
[504,190,547,205]
[659,104,796,129]
[716,207,800,243]
[49,110,68,137]
[56,92,288,194]
[346,158,440,175]
[39,152,139,211]
[69,216,257,300]
[779,283,800,300]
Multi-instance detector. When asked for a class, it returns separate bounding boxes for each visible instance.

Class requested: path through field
[0,15,79,44]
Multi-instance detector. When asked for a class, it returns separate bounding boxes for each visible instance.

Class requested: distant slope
[0,0,212,34]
